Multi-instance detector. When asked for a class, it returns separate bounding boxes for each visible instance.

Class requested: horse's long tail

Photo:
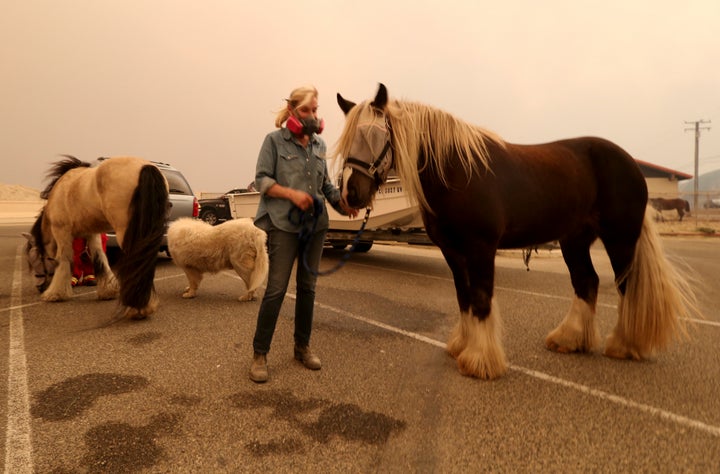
[115,165,169,311]
[610,213,701,359]
[246,228,269,294]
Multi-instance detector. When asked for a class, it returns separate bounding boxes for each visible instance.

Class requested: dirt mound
[0,184,42,201]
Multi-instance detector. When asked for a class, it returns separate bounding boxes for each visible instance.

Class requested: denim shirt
[254,127,343,233]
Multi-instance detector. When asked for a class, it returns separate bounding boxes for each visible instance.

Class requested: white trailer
[227,178,433,251]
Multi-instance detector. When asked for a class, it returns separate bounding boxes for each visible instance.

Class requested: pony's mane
[40,155,91,200]
[28,209,46,258]
[334,99,505,212]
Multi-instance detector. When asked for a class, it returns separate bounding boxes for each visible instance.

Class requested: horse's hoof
[446,326,467,359]
[456,350,507,380]
[603,343,641,360]
[604,333,642,360]
[124,307,149,320]
[545,331,584,353]
[545,339,575,353]
[96,288,118,300]
[445,345,461,360]
[181,292,196,299]
[41,293,66,302]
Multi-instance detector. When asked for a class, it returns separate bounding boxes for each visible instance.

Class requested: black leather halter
[344,121,393,186]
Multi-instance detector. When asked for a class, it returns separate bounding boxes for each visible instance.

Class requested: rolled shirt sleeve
[254,128,339,232]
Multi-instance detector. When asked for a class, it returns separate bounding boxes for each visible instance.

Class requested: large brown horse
[334,84,700,380]
[24,156,169,319]
[649,197,691,221]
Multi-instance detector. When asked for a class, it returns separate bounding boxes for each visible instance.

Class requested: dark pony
[24,155,169,319]
[649,197,691,221]
[335,84,700,379]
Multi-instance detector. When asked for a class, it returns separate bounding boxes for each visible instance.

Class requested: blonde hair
[334,98,504,213]
[274,85,319,128]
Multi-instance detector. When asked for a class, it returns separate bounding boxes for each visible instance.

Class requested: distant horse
[24,156,169,319]
[335,84,699,380]
[167,217,269,301]
[649,197,691,222]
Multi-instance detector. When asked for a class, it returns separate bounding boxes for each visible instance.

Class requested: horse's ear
[21,232,33,243]
[371,83,388,109]
[336,93,356,115]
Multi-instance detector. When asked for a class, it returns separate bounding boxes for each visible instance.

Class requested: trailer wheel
[354,241,373,253]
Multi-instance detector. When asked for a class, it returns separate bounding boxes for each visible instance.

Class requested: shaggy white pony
[167,217,268,301]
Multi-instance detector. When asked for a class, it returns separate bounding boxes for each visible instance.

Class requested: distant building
[635,159,692,198]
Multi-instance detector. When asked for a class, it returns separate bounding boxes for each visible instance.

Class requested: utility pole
[684,119,711,223]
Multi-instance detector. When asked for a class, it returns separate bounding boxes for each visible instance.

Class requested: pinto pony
[24,156,169,319]
[335,84,700,380]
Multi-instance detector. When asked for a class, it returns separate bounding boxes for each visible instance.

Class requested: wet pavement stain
[81,411,181,474]
[245,437,305,457]
[303,403,406,444]
[126,331,162,346]
[230,389,406,456]
[32,373,149,421]
[168,394,203,406]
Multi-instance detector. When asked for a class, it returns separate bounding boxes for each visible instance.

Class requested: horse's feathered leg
[442,244,507,380]
[604,213,699,359]
[40,230,73,302]
[442,246,472,359]
[86,233,118,300]
[546,231,600,353]
[450,303,506,380]
[114,164,169,318]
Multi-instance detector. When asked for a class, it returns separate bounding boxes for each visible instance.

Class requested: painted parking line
[304,295,720,439]
[6,246,34,473]
[1,263,190,472]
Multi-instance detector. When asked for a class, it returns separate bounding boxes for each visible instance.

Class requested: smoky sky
[1,0,718,193]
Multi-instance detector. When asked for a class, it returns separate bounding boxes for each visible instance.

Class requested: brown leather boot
[294,345,321,370]
[249,352,268,383]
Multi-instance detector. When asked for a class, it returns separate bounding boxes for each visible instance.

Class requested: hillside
[679,168,720,192]
[0,184,42,201]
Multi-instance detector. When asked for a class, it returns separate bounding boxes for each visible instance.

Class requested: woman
[250,85,357,383]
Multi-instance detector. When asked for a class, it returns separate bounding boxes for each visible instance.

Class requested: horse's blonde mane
[334,99,505,212]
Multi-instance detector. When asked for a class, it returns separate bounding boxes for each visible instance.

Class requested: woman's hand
[266,184,314,210]
[289,189,314,211]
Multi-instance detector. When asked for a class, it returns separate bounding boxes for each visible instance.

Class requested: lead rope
[289,199,371,277]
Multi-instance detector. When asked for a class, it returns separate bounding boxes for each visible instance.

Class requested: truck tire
[200,208,220,226]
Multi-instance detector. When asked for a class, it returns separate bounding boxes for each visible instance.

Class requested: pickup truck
[198,188,248,225]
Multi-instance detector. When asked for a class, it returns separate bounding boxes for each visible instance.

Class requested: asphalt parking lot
[1,223,719,473]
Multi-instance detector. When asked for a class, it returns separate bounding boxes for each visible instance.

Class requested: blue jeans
[252,224,327,354]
